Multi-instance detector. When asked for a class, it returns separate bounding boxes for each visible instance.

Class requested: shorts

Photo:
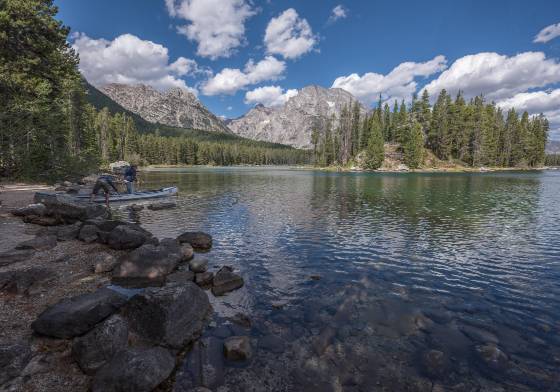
[92,180,111,195]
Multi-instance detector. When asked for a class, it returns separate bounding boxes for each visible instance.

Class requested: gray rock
[475,344,509,370]
[92,253,118,274]
[122,282,211,349]
[78,224,99,243]
[128,204,144,212]
[92,347,175,392]
[175,337,224,390]
[12,203,46,217]
[181,243,194,261]
[211,267,244,296]
[15,235,57,251]
[190,258,209,273]
[460,324,499,344]
[33,193,107,222]
[147,201,176,210]
[112,241,183,287]
[22,214,60,226]
[54,222,82,241]
[166,270,195,284]
[101,83,230,133]
[223,336,252,361]
[106,225,153,250]
[177,231,212,251]
[0,267,54,295]
[31,287,127,338]
[195,272,214,288]
[72,314,128,374]
[0,341,32,385]
[0,249,35,267]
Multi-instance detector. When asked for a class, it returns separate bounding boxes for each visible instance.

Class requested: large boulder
[0,341,32,386]
[223,336,252,361]
[92,347,174,392]
[190,258,208,273]
[15,235,57,251]
[122,282,211,349]
[211,267,244,296]
[53,222,82,241]
[0,267,55,295]
[33,193,107,223]
[112,240,183,288]
[177,231,212,251]
[106,225,153,250]
[22,214,60,226]
[31,288,127,338]
[174,337,224,391]
[11,203,46,217]
[78,224,99,243]
[92,253,118,274]
[72,314,128,375]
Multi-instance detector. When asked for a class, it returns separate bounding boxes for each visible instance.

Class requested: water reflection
[116,168,560,391]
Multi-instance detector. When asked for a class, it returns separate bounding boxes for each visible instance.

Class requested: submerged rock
[92,347,175,392]
[15,235,57,251]
[72,314,128,374]
[195,272,214,288]
[122,282,211,349]
[147,201,176,210]
[31,287,127,338]
[211,266,244,296]
[224,336,252,361]
[422,349,448,378]
[475,343,509,370]
[112,240,183,287]
[128,204,144,212]
[177,231,212,251]
[175,337,225,391]
[0,341,32,386]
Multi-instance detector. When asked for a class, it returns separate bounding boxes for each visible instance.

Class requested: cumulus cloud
[202,56,286,95]
[165,0,256,59]
[424,52,560,101]
[264,8,317,59]
[332,55,447,105]
[534,22,560,43]
[72,32,198,93]
[244,85,298,107]
[328,5,348,23]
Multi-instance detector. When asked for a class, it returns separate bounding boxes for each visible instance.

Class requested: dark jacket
[124,166,137,182]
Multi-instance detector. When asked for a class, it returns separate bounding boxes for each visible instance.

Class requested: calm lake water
[120,168,560,391]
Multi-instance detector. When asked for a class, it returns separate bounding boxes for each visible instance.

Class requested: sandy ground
[0,184,128,392]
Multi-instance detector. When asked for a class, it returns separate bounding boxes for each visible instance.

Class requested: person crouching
[90,174,119,207]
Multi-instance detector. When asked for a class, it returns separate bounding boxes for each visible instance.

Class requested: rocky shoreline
[0,190,247,392]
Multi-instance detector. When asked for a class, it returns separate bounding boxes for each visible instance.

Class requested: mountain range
[87,82,364,149]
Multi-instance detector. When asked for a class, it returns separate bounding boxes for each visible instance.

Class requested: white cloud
[534,22,560,43]
[72,32,198,93]
[264,8,317,59]
[244,85,298,107]
[332,55,447,105]
[165,0,256,59]
[498,89,560,139]
[424,52,560,101]
[202,56,286,95]
[328,5,348,23]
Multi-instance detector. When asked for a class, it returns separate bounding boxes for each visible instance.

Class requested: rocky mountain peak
[100,83,230,133]
[227,85,366,148]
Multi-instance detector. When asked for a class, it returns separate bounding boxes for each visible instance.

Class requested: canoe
[73,187,178,203]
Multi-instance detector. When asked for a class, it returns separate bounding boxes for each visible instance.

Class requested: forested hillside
[0,0,309,181]
[312,90,549,169]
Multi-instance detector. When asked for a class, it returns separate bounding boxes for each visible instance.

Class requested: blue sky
[56,0,560,138]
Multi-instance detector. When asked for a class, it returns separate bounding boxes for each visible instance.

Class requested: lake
[120,167,560,391]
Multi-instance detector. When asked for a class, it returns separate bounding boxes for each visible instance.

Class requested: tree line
[0,0,309,180]
[312,89,549,169]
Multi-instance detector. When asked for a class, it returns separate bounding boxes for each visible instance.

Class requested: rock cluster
[4,197,247,391]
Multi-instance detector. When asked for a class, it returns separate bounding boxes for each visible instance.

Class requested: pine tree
[363,116,384,170]
[404,121,424,169]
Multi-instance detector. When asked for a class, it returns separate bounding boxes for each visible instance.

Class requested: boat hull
[71,187,178,203]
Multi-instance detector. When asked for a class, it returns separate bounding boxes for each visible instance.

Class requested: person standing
[124,165,137,194]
